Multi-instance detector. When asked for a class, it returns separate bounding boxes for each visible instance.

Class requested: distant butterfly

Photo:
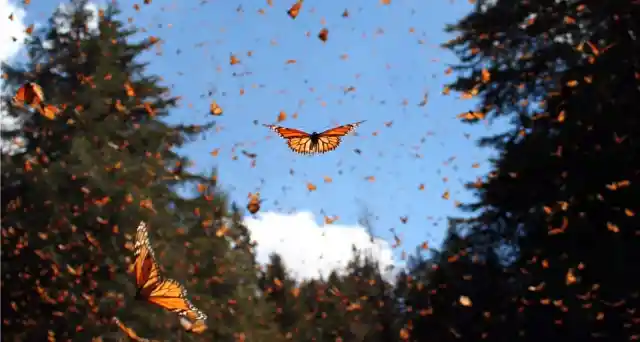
[112,317,154,342]
[318,28,329,42]
[287,0,303,19]
[38,104,60,120]
[263,120,365,155]
[179,316,208,334]
[13,82,45,108]
[133,221,207,321]
[246,192,263,214]
[209,100,223,116]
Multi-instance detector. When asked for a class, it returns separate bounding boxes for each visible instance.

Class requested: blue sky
[5,0,508,270]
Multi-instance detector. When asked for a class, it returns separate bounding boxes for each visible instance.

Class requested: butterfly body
[264,120,365,155]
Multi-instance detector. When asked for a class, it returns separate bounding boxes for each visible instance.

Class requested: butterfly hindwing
[316,136,341,153]
[286,137,313,154]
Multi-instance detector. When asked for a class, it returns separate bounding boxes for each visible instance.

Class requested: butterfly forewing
[319,120,366,137]
[263,124,310,139]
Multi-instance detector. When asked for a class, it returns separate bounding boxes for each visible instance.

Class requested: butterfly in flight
[179,316,209,334]
[112,317,155,342]
[13,82,45,108]
[263,120,365,155]
[13,82,60,119]
[133,221,207,322]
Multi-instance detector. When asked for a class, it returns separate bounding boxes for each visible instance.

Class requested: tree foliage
[440,0,640,340]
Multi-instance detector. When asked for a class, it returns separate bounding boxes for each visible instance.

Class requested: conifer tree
[0,1,221,340]
[221,207,283,342]
[443,0,640,340]
[260,253,304,339]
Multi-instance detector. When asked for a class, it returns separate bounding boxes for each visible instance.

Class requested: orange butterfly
[179,316,208,334]
[13,82,45,108]
[210,100,223,116]
[133,221,207,322]
[37,104,60,120]
[318,28,329,42]
[287,0,303,19]
[112,317,154,342]
[246,192,263,214]
[263,120,365,155]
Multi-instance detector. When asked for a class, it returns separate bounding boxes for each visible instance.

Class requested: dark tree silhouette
[440,0,640,340]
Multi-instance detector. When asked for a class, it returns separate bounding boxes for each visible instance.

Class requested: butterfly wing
[180,316,209,334]
[314,136,342,154]
[113,317,151,342]
[309,120,365,153]
[12,85,26,105]
[287,0,303,19]
[13,83,45,107]
[134,222,163,297]
[286,136,315,154]
[145,278,208,321]
[264,124,316,154]
[263,124,310,138]
[134,222,208,321]
[38,105,59,120]
[29,83,45,103]
[318,120,365,137]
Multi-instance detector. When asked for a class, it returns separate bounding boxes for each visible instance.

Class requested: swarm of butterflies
[13,72,365,339]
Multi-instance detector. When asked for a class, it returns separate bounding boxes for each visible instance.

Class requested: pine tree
[443,0,640,340]
[397,221,519,342]
[338,249,398,342]
[1,1,218,340]
[260,253,305,339]
[229,207,284,341]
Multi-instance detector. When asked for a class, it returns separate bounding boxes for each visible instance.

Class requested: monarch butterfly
[263,120,365,155]
[37,104,60,120]
[246,192,263,214]
[457,111,485,121]
[13,82,45,107]
[318,28,329,42]
[210,100,223,116]
[112,317,153,342]
[287,0,303,19]
[134,221,207,322]
[179,316,208,334]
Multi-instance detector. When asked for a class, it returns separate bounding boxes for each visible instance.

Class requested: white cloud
[0,0,28,154]
[245,211,397,281]
[53,1,100,35]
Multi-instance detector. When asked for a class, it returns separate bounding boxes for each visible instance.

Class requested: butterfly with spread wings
[263,120,365,155]
[13,82,45,108]
[133,221,207,322]
[13,82,61,120]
